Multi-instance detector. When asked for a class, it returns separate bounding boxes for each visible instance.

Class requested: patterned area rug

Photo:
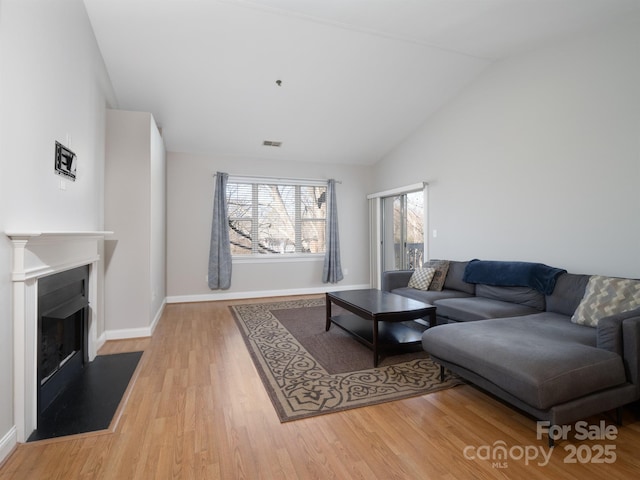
[231,298,462,422]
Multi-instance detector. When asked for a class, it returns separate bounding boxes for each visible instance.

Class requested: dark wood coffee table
[325,289,436,367]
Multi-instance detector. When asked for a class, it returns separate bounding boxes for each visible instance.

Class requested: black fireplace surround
[37,265,89,416]
[31,265,143,442]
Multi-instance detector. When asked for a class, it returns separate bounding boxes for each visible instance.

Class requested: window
[226,178,327,256]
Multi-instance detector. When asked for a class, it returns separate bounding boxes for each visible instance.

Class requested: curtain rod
[213,173,341,184]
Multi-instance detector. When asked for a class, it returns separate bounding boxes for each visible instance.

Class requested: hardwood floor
[2,296,639,479]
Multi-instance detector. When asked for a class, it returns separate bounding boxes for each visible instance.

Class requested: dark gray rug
[231,298,462,422]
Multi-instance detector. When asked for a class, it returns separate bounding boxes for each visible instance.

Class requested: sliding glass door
[382,190,425,272]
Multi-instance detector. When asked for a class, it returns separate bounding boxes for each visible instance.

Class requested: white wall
[104,110,166,334]
[166,153,371,301]
[0,0,116,458]
[374,18,640,278]
[150,120,167,318]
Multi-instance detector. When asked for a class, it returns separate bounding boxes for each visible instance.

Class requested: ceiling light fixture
[263,140,282,147]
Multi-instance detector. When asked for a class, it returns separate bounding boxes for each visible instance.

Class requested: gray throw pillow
[423,260,450,291]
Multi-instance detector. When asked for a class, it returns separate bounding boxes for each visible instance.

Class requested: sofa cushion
[391,287,473,305]
[545,273,590,316]
[434,296,542,322]
[422,315,625,410]
[424,260,450,291]
[443,261,475,295]
[475,285,545,311]
[407,268,436,290]
[572,276,640,327]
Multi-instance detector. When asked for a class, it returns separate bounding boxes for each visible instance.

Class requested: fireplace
[7,230,111,442]
[37,266,89,416]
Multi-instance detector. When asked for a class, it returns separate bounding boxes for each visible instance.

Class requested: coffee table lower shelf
[329,313,424,364]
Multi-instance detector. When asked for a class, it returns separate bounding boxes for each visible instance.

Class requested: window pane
[301,220,325,253]
[392,196,402,270]
[229,220,253,255]
[258,185,295,253]
[382,190,424,271]
[227,183,252,218]
[406,191,424,269]
[301,186,327,219]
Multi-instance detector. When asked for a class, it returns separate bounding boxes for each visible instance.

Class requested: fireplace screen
[37,266,89,413]
[40,308,84,385]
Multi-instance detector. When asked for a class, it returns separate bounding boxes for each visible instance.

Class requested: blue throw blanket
[463,260,567,295]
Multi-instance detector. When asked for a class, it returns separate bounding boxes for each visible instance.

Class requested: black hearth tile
[27,351,143,442]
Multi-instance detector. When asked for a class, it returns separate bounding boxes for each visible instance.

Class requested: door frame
[367,182,428,289]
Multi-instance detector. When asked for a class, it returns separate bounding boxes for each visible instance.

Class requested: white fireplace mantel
[7,231,113,280]
[6,230,112,442]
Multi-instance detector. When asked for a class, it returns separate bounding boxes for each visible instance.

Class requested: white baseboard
[0,426,17,467]
[166,283,371,304]
[92,332,107,359]
[104,326,153,341]
[149,298,166,336]
[95,333,107,350]
[104,299,166,341]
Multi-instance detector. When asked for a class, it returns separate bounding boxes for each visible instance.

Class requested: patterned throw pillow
[571,275,640,327]
[408,268,436,291]
[424,260,450,291]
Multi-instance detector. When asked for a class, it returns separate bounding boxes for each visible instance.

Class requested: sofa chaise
[382,260,640,445]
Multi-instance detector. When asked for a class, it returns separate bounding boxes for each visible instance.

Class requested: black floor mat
[27,351,143,442]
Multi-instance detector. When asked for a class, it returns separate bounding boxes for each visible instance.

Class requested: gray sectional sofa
[382,260,640,445]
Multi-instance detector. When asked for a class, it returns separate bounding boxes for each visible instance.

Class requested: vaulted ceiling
[83,0,640,165]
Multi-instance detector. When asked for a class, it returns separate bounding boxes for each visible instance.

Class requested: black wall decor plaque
[55,141,77,181]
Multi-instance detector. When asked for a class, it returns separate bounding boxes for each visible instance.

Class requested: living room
[1,0,639,477]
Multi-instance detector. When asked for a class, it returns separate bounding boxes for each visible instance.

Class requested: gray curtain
[208,172,232,289]
[322,179,344,284]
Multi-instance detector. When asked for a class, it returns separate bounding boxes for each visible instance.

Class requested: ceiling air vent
[263,140,282,147]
